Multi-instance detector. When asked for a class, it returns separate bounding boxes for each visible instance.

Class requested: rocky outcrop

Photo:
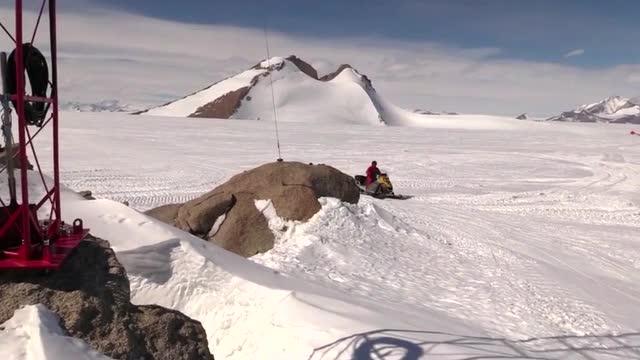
[516,113,527,120]
[191,86,252,118]
[0,236,214,360]
[286,55,319,79]
[77,190,96,200]
[319,64,354,82]
[146,161,360,257]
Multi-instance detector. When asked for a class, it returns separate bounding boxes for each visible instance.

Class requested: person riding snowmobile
[365,161,382,194]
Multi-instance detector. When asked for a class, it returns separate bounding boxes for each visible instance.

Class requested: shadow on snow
[308,329,640,360]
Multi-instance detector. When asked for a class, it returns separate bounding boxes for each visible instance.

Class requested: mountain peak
[253,55,360,83]
[140,55,383,124]
[550,96,640,124]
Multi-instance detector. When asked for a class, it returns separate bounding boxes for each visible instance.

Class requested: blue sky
[2,0,638,115]
[86,0,640,68]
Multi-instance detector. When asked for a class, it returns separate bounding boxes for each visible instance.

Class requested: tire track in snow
[384,200,623,338]
[60,168,228,210]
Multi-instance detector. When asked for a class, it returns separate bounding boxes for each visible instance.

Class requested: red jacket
[366,165,381,185]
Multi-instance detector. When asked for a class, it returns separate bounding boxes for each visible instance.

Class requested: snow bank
[0,305,109,360]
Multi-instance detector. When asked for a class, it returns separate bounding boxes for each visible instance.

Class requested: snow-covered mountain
[548,96,640,124]
[140,56,383,125]
[139,55,519,128]
[413,109,458,115]
[61,99,137,113]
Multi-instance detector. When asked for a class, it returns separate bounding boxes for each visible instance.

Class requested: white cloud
[563,49,585,58]
[626,73,640,83]
[0,7,638,117]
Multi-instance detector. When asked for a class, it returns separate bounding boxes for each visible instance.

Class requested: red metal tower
[0,0,87,270]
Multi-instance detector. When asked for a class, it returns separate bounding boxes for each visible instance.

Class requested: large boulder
[0,236,214,360]
[146,161,359,257]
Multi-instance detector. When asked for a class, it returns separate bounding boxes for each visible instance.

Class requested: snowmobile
[354,173,410,199]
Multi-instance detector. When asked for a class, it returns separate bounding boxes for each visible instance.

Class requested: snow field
[1,110,639,359]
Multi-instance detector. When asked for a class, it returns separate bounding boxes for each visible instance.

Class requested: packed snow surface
[3,111,640,359]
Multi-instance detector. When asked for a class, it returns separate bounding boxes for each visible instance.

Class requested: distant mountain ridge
[547,96,640,124]
[61,100,137,113]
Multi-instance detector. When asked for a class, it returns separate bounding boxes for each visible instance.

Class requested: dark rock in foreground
[0,236,214,360]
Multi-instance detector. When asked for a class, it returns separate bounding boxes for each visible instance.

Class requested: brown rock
[144,203,182,226]
[210,192,273,256]
[146,162,359,257]
[190,86,251,119]
[286,55,319,79]
[175,192,235,237]
[271,185,321,221]
[0,236,214,360]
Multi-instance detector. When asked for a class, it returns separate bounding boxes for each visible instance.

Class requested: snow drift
[140,55,521,129]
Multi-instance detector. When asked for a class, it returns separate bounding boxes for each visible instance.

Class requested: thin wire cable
[263,23,282,161]
[30,0,47,45]
[0,21,16,44]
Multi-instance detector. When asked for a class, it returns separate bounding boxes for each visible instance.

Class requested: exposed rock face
[285,55,319,79]
[78,190,96,200]
[145,203,182,225]
[319,64,354,82]
[146,161,360,257]
[190,86,252,118]
[516,113,528,120]
[0,236,214,360]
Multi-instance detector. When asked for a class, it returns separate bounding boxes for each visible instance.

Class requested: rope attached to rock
[263,23,283,162]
